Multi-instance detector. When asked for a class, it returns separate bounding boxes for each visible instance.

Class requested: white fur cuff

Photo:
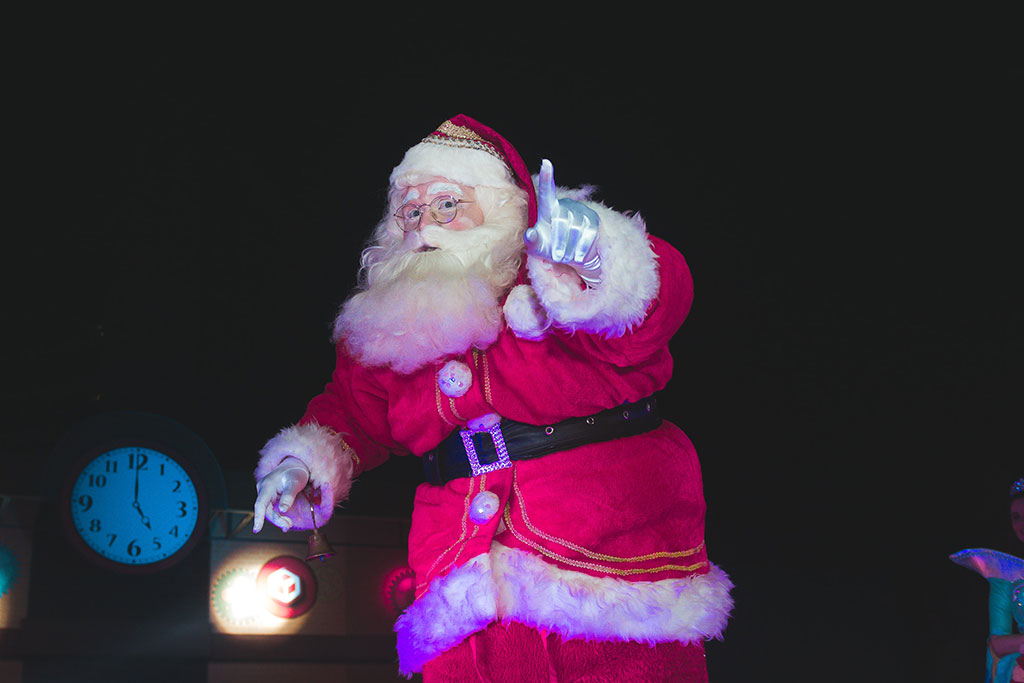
[255,422,356,529]
[395,554,498,677]
[527,201,659,337]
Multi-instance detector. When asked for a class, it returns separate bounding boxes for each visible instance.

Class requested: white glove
[253,456,310,533]
[524,159,602,286]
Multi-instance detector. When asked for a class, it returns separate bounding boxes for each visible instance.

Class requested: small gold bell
[305,490,335,562]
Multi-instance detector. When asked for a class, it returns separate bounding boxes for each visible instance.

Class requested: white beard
[333,190,526,375]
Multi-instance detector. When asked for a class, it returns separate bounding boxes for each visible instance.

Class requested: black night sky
[3,17,1020,682]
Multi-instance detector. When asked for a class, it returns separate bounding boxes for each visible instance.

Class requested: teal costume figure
[952,478,1024,683]
[988,573,1024,682]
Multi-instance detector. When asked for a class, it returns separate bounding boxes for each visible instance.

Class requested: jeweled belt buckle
[460,421,512,477]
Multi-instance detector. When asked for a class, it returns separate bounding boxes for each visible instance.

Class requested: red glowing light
[382,566,416,616]
[257,555,317,619]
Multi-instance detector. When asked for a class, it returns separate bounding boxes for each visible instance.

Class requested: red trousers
[422,621,709,683]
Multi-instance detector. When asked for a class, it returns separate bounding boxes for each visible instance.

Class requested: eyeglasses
[394,195,473,232]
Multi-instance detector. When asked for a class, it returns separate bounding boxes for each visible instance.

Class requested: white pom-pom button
[469,490,501,524]
[437,360,472,398]
[467,412,500,432]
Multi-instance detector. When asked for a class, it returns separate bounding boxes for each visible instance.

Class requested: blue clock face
[69,446,202,567]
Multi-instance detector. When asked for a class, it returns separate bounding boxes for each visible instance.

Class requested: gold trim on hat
[423,120,510,169]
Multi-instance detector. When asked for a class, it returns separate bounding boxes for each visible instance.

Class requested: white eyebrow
[401,188,420,204]
[426,182,463,197]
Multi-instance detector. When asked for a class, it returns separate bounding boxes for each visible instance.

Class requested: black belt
[424,396,662,486]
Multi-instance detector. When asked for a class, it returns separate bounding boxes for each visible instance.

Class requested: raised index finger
[537,159,560,225]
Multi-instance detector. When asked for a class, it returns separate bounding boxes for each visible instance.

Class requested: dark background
[3,16,1021,682]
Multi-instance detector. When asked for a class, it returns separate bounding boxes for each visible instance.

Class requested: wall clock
[62,441,208,573]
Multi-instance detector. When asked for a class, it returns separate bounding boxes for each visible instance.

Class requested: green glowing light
[0,543,19,599]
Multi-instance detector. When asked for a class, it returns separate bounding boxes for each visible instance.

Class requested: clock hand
[132,502,152,530]
[132,463,151,530]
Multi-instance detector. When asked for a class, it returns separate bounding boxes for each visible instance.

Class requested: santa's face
[333,178,528,374]
[382,178,520,272]
[394,179,486,249]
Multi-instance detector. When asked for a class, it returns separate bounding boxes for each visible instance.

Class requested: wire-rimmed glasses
[394,195,473,232]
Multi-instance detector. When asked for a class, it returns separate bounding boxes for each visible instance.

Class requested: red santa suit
[255,116,733,680]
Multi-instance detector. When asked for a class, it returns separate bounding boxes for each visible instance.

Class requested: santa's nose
[403,229,424,249]
[417,207,443,229]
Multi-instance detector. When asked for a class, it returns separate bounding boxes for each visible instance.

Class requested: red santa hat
[388,114,538,225]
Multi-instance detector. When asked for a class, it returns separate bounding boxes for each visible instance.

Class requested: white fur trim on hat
[502,283,551,340]
[255,422,355,529]
[389,141,516,190]
[527,197,659,337]
[393,543,733,675]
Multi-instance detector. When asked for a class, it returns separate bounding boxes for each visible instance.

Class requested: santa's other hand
[253,456,310,533]
[525,159,602,286]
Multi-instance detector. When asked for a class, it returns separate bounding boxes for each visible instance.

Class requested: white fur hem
[527,197,659,337]
[491,543,733,644]
[393,543,733,675]
[255,422,355,529]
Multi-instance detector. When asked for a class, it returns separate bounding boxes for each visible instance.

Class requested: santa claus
[253,115,733,681]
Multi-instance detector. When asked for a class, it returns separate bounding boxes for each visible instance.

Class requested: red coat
[256,205,733,675]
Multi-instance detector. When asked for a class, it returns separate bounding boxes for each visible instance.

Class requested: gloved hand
[524,159,602,286]
[253,456,310,533]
